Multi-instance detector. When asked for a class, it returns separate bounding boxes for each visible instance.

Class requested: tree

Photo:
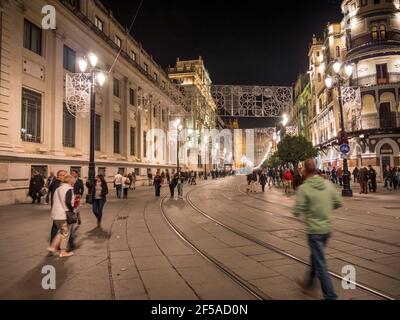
[277,135,318,166]
[266,151,282,168]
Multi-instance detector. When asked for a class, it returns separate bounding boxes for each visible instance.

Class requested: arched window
[336,46,340,58]
[371,25,378,41]
[379,24,386,40]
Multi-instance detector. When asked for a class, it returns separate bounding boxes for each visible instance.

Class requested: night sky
[101,0,343,87]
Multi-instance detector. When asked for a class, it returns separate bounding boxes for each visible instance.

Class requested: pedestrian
[337,167,343,187]
[114,172,123,199]
[283,168,293,195]
[250,171,258,193]
[47,175,76,258]
[359,167,369,194]
[177,170,184,199]
[45,172,56,205]
[330,167,338,185]
[293,159,342,300]
[352,167,359,184]
[70,170,83,248]
[122,174,131,199]
[131,172,137,190]
[259,171,267,192]
[29,171,45,204]
[153,171,162,197]
[91,175,109,228]
[368,165,377,193]
[169,170,177,199]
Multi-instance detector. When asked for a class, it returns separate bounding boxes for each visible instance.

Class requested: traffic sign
[340,143,350,154]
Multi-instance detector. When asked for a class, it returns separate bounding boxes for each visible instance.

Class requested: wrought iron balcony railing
[350,73,400,87]
[346,114,399,132]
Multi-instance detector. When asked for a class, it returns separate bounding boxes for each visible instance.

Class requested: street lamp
[204,135,209,180]
[325,61,353,197]
[78,53,106,186]
[175,119,183,172]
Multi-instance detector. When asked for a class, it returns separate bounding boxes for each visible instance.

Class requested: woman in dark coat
[29,171,44,204]
[153,172,162,197]
[90,175,109,228]
[259,171,267,192]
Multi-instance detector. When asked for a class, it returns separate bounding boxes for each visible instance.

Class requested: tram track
[159,192,268,301]
[236,182,400,248]
[185,183,396,300]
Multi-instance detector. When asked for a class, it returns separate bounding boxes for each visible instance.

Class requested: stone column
[121,77,129,160]
[48,30,65,155]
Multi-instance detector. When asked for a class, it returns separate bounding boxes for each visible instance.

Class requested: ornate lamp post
[77,53,106,185]
[174,119,183,172]
[204,135,209,180]
[325,61,354,197]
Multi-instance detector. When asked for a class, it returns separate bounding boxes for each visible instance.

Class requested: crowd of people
[27,167,233,258]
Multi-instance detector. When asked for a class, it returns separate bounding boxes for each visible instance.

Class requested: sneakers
[59,252,74,258]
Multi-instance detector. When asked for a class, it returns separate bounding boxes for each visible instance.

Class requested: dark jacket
[259,174,267,185]
[90,182,109,202]
[74,178,84,196]
[29,175,44,193]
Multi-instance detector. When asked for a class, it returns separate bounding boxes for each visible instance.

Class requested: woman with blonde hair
[47,175,76,258]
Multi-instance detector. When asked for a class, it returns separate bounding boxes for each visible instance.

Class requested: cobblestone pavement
[0,177,398,300]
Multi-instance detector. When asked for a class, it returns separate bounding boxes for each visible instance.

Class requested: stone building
[0,0,188,205]
[305,0,400,177]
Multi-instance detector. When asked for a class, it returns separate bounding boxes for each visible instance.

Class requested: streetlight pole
[88,71,96,184]
[204,136,208,180]
[326,61,353,197]
[78,53,106,186]
[336,75,353,197]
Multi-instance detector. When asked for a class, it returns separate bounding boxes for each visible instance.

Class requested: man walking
[114,172,123,199]
[293,159,342,300]
[368,165,377,193]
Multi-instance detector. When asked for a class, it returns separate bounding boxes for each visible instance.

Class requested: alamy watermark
[41,5,56,30]
[341,265,356,290]
[41,265,56,290]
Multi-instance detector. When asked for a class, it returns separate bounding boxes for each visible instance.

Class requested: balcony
[346,113,399,132]
[350,73,400,87]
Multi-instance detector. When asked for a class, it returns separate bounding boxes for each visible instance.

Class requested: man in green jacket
[293,159,342,300]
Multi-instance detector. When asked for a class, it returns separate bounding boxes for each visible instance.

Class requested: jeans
[93,199,105,223]
[123,187,129,199]
[50,221,75,249]
[115,185,123,198]
[155,184,161,197]
[307,234,337,300]
[177,183,183,198]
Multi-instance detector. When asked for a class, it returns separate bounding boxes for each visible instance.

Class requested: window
[154,73,158,81]
[130,127,135,156]
[95,114,101,151]
[162,109,166,122]
[98,167,106,176]
[130,50,136,61]
[95,16,103,31]
[316,51,320,57]
[318,73,322,82]
[379,24,386,40]
[114,121,120,154]
[143,131,147,158]
[114,35,121,48]
[21,88,41,143]
[144,63,148,73]
[63,104,75,147]
[153,106,157,118]
[376,63,388,84]
[63,45,76,72]
[23,19,42,55]
[129,88,135,105]
[371,25,379,41]
[336,46,340,58]
[31,166,48,179]
[113,78,120,97]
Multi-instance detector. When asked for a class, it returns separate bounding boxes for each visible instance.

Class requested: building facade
[305,0,400,178]
[0,0,188,205]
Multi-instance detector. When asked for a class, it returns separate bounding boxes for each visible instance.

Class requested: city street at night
[0,177,399,301]
[0,0,400,315]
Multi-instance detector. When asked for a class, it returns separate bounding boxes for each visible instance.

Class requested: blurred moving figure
[293,159,342,300]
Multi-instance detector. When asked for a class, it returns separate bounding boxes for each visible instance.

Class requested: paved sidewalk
[0,183,253,300]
